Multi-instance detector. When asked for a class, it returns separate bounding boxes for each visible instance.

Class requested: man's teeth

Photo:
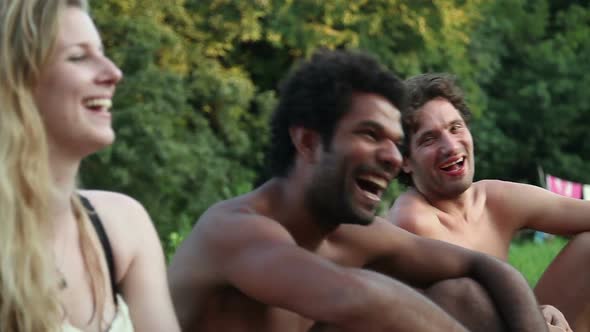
[364,191,381,201]
[85,98,112,109]
[357,174,387,190]
[440,157,464,169]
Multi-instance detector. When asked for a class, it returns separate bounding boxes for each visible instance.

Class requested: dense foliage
[81,0,590,255]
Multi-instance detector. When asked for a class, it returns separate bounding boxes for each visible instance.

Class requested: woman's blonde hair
[0,0,109,331]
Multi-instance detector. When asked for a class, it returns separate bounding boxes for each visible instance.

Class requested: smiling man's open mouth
[439,156,465,173]
[356,174,388,202]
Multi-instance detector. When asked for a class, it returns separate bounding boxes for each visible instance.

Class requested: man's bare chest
[435,210,511,259]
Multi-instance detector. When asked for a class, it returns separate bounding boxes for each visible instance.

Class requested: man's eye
[420,137,434,146]
[450,124,463,132]
[361,130,377,140]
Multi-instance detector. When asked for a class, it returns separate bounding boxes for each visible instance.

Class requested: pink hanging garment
[546,174,582,199]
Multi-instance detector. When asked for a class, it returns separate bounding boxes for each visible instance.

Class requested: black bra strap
[79,195,118,303]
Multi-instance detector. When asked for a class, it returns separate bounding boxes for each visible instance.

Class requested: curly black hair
[267,49,407,177]
[398,73,472,186]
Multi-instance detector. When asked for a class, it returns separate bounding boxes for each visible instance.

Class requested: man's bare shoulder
[477,179,543,192]
[476,179,539,206]
[476,179,576,232]
[170,194,296,279]
[187,195,290,246]
[476,179,516,193]
[387,188,439,235]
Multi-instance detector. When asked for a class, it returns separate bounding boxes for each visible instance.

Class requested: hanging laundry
[546,174,582,199]
[583,184,590,201]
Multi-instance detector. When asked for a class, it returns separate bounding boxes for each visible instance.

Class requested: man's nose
[377,140,403,171]
[440,132,460,155]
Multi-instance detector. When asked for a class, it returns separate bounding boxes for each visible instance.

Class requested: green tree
[477,2,590,185]
[80,0,590,257]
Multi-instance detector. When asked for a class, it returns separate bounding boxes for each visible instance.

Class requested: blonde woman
[0,1,180,331]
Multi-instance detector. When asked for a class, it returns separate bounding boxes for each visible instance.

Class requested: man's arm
[348,219,548,332]
[191,212,470,332]
[386,184,574,329]
[484,180,590,234]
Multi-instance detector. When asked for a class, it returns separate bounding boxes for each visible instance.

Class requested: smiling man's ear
[402,158,412,174]
[289,126,322,164]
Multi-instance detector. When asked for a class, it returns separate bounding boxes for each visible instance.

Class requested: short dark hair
[267,49,407,177]
[398,73,472,186]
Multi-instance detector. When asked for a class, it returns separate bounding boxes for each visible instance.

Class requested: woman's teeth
[85,98,112,109]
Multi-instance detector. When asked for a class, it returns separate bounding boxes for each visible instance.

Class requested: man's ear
[401,157,412,174]
[289,126,321,163]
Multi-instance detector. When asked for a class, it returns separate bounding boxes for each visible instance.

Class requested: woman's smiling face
[34,6,123,158]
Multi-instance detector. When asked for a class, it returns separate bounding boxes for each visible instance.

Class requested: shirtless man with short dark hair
[388,73,590,332]
[168,51,547,332]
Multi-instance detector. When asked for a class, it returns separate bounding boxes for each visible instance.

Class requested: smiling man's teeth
[364,191,381,202]
[440,157,464,169]
[85,98,112,109]
[357,174,387,190]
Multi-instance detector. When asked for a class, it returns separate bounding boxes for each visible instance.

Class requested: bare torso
[390,180,515,260]
[169,183,370,332]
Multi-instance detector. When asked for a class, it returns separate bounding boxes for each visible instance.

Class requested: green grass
[508,236,569,286]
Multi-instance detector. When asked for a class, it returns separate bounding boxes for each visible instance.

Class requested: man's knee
[540,232,590,284]
[426,278,505,332]
[569,232,590,252]
[538,233,590,332]
[427,278,488,306]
